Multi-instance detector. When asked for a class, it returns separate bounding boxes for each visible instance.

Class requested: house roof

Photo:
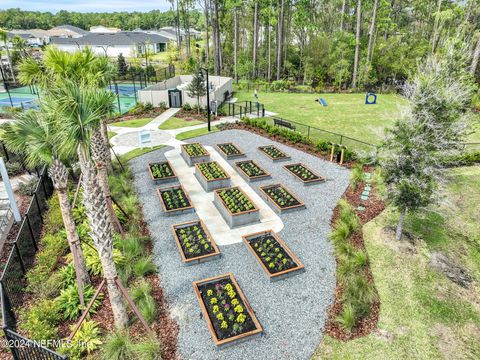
[9,29,50,38]
[51,25,89,35]
[50,31,169,46]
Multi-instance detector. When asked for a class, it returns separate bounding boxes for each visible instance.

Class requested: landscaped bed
[194,161,231,191]
[192,273,263,347]
[260,184,305,213]
[181,143,210,166]
[172,220,220,265]
[216,143,245,160]
[148,161,177,184]
[157,185,194,216]
[213,187,260,228]
[284,163,325,185]
[243,231,304,281]
[235,160,271,182]
[258,145,291,162]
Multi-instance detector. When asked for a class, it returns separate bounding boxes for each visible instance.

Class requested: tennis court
[0,92,38,111]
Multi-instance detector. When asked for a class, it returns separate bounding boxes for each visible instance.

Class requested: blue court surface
[0,96,38,109]
[107,83,146,97]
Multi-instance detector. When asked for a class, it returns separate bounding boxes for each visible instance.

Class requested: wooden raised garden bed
[283,163,325,185]
[172,220,220,265]
[181,143,210,166]
[260,184,305,214]
[243,231,305,281]
[213,187,260,228]
[192,273,263,347]
[148,161,177,184]
[194,161,231,192]
[216,143,245,160]
[235,160,271,182]
[258,145,291,162]
[157,185,194,216]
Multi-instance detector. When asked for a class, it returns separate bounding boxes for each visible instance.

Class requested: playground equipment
[365,92,377,105]
[328,142,346,165]
[316,98,328,106]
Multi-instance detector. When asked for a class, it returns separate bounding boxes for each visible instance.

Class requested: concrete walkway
[164,145,283,246]
[109,107,239,155]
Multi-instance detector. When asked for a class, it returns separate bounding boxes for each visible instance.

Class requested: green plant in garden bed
[258,145,289,160]
[183,143,208,157]
[284,163,323,182]
[159,186,191,211]
[197,161,228,180]
[247,233,298,274]
[217,187,256,213]
[173,221,218,260]
[217,143,242,156]
[196,277,258,341]
[236,160,268,178]
[149,162,175,179]
[261,185,302,209]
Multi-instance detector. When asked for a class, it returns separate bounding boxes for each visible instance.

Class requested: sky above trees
[0,0,171,13]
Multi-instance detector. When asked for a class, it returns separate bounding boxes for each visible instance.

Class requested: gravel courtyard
[129,129,350,360]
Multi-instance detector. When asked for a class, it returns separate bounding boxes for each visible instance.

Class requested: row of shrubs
[17,164,161,359]
[329,200,378,333]
[241,117,358,162]
[235,80,320,93]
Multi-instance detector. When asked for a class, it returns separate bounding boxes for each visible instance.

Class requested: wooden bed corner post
[329,142,336,162]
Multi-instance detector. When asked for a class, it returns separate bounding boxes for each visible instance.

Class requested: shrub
[59,263,77,289]
[316,140,330,152]
[130,279,157,324]
[44,195,65,235]
[82,243,125,276]
[133,256,156,277]
[18,299,61,340]
[6,161,24,176]
[129,337,162,359]
[341,274,377,319]
[101,331,132,360]
[182,103,192,111]
[56,284,103,320]
[336,303,355,333]
[350,163,365,191]
[17,178,38,196]
[158,101,167,110]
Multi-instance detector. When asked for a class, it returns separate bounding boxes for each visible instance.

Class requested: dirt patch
[431,323,464,359]
[429,252,472,289]
[380,226,419,255]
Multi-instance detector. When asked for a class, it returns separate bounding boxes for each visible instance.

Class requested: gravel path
[129,130,350,360]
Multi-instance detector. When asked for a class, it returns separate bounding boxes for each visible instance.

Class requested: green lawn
[120,145,165,162]
[108,131,117,140]
[111,117,153,128]
[234,91,480,146]
[314,166,480,359]
[176,126,219,140]
[158,117,204,130]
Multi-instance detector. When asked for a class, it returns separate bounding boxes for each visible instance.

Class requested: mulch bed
[174,109,219,122]
[108,107,166,124]
[324,175,386,341]
[222,122,355,167]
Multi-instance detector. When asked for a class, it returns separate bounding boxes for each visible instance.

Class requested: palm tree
[52,82,128,329]
[0,29,16,83]
[2,107,90,288]
[18,47,119,222]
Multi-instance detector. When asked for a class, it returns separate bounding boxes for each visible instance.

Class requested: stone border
[283,163,326,186]
[235,160,271,182]
[171,220,221,265]
[148,161,178,185]
[243,230,305,281]
[192,272,263,347]
[213,187,260,228]
[194,161,231,192]
[157,184,195,216]
[259,184,306,214]
[181,143,211,166]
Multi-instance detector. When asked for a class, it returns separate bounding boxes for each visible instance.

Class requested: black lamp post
[198,67,211,131]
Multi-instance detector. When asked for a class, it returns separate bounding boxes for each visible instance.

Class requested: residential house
[50,31,170,57]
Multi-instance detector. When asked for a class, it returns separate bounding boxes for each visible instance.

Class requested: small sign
[139,130,151,147]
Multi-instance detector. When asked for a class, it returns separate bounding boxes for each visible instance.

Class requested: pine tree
[117,53,128,77]
[186,72,207,113]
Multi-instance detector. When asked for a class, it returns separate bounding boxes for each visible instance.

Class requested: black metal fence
[227,101,265,118]
[0,166,66,359]
[0,64,175,115]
